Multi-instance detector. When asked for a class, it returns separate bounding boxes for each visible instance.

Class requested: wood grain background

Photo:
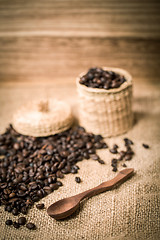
[0,0,160,86]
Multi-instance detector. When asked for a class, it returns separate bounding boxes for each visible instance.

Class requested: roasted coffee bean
[124,138,133,146]
[5,205,12,212]
[12,208,19,216]
[56,181,63,187]
[112,166,117,172]
[113,144,118,149]
[13,222,20,229]
[119,151,126,159]
[79,67,126,90]
[5,219,13,226]
[75,177,81,183]
[26,223,36,230]
[91,154,99,160]
[98,159,105,164]
[18,217,27,225]
[124,154,132,161]
[122,163,127,167]
[142,143,149,149]
[111,159,117,167]
[36,203,44,210]
[110,149,118,154]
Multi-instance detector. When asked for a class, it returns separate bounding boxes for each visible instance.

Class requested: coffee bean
[112,166,117,172]
[122,163,127,167]
[110,149,118,154]
[18,217,27,225]
[119,151,126,159]
[5,219,13,226]
[36,203,44,209]
[75,177,81,183]
[124,154,132,161]
[26,223,36,230]
[142,143,149,149]
[56,181,63,187]
[91,154,99,160]
[13,222,20,229]
[124,138,133,146]
[12,208,19,216]
[98,159,105,164]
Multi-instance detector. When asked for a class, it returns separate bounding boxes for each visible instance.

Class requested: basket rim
[76,67,132,94]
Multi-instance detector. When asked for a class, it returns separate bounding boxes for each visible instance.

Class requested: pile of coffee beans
[79,67,126,90]
[0,125,107,218]
[5,216,36,230]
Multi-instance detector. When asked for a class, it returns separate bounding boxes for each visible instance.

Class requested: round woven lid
[12,99,73,137]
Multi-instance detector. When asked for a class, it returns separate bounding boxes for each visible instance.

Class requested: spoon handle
[76,168,134,201]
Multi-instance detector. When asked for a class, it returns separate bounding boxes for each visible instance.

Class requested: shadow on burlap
[0,85,160,240]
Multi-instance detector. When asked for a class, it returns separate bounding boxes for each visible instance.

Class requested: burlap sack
[76,67,133,137]
[0,85,160,240]
[12,99,73,137]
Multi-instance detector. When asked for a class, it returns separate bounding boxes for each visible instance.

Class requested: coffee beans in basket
[79,67,126,89]
[0,124,107,219]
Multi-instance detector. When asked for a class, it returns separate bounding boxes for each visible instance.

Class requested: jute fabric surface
[0,84,159,240]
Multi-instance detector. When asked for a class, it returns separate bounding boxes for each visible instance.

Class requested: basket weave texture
[12,99,73,137]
[76,67,133,137]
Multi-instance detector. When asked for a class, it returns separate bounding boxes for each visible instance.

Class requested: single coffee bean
[110,149,118,154]
[13,222,20,229]
[56,181,63,187]
[124,154,132,161]
[12,208,19,216]
[26,223,36,230]
[36,203,44,210]
[142,143,149,149]
[18,217,27,225]
[112,166,117,172]
[124,138,133,146]
[5,219,13,226]
[122,163,127,167]
[75,177,81,183]
[91,154,99,160]
[98,159,105,164]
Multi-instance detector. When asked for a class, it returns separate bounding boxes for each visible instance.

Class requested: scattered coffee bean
[36,203,44,210]
[12,208,19,216]
[13,222,20,229]
[75,177,81,183]
[112,166,117,172]
[5,219,13,226]
[142,143,149,149]
[18,217,27,225]
[56,181,63,187]
[122,163,127,167]
[26,223,36,230]
[124,138,133,146]
[124,154,132,161]
[79,67,126,90]
[91,154,99,160]
[110,148,118,154]
[98,159,105,164]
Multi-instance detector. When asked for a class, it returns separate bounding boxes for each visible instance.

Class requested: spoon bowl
[47,196,80,220]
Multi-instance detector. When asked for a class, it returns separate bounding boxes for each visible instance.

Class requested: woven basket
[12,98,73,137]
[76,67,133,137]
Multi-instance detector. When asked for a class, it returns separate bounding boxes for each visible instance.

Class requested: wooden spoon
[47,168,134,220]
